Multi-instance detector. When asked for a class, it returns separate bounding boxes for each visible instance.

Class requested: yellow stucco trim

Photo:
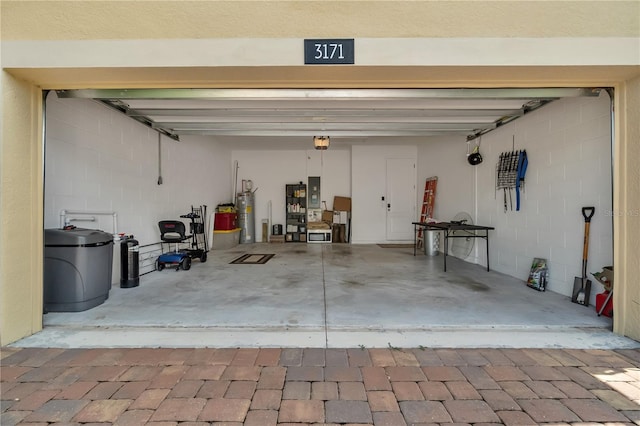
[4,65,640,90]
[614,76,640,342]
[0,72,44,344]
[2,1,639,40]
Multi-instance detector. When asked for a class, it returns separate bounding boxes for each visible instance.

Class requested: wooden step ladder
[416,176,438,249]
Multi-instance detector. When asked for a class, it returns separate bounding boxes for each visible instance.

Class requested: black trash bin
[44,228,114,312]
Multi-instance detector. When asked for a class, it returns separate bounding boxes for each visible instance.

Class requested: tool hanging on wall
[466,138,483,166]
[157,133,163,185]
[496,145,527,212]
[515,149,528,211]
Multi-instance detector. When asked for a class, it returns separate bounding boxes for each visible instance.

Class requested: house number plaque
[304,39,354,64]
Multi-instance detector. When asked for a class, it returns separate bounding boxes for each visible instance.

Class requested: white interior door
[386,158,416,241]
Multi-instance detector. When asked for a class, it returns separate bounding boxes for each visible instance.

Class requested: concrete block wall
[477,93,613,299]
[418,93,613,300]
[417,135,476,222]
[44,92,230,248]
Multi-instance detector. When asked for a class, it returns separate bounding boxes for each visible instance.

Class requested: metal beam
[57,88,600,100]
[127,108,525,118]
[171,129,474,137]
[153,122,497,132]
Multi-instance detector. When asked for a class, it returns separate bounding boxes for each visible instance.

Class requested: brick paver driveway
[2,347,639,425]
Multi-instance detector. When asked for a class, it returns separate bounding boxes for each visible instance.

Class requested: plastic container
[44,228,114,312]
[596,291,613,317]
[216,203,235,213]
[214,212,238,231]
[212,228,241,250]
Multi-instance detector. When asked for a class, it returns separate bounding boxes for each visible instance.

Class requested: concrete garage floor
[15,244,639,349]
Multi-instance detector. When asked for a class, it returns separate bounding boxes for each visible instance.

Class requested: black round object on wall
[468,152,483,165]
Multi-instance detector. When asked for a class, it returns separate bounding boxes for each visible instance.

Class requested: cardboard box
[269,234,285,243]
[333,211,348,224]
[322,210,333,223]
[601,266,614,285]
[333,196,351,212]
[308,222,330,230]
[307,209,322,223]
[593,266,613,290]
[340,211,348,224]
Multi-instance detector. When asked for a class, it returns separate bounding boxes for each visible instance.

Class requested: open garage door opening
[34,87,618,348]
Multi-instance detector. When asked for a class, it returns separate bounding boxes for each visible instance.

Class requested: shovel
[572,207,595,306]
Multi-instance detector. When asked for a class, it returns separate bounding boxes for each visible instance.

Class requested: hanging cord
[157,133,163,185]
[232,161,239,201]
[467,136,483,165]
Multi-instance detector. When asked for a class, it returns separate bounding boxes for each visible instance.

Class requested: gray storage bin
[44,228,114,312]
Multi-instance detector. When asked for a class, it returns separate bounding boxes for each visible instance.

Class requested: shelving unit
[285,183,307,242]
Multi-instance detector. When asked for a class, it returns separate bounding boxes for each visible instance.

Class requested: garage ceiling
[56,88,601,142]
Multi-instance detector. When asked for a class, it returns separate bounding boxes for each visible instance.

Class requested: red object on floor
[214,212,237,231]
[595,291,613,317]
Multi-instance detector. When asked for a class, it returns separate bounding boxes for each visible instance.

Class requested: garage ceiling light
[314,136,330,150]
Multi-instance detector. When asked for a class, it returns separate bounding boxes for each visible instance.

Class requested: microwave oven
[307,230,332,243]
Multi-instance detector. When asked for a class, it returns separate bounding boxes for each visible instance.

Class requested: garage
[25,86,623,348]
[2,1,638,347]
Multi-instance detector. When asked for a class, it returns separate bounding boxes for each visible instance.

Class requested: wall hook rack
[496,149,528,212]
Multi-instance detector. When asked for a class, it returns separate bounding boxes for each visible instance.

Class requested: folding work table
[413,221,495,272]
